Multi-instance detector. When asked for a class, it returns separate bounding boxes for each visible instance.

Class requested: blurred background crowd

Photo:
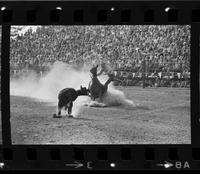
[9,25,190,88]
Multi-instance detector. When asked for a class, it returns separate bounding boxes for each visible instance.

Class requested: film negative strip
[0,0,200,170]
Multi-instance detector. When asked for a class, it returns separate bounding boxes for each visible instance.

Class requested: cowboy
[96,62,115,78]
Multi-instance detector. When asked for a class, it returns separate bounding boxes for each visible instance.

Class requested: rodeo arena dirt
[0,25,191,144]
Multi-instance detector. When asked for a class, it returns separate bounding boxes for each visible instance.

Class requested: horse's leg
[99,90,103,103]
[68,102,73,117]
[90,95,95,101]
[57,100,62,116]
[64,105,68,116]
[104,78,112,93]
[57,107,62,116]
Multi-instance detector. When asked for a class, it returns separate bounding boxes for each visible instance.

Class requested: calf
[54,86,89,118]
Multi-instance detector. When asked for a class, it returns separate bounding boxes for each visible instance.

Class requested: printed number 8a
[175,161,190,169]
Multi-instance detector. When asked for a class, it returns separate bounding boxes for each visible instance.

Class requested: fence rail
[10,64,190,88]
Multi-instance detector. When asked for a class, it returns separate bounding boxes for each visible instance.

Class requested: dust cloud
[10,61,135,116]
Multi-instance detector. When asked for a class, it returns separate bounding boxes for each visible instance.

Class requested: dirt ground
[1,87,191,144]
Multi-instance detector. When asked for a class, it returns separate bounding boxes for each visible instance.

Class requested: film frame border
[0,0,200,170]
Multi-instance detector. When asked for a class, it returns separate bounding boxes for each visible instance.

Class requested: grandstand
[10,25,190,88]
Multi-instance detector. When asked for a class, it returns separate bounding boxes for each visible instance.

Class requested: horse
[53,86,89,118]
[88,65,115,102]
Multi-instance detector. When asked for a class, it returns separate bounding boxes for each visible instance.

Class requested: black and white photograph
[9,25,191,144]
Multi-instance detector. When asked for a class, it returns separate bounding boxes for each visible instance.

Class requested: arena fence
[10,59,190,88]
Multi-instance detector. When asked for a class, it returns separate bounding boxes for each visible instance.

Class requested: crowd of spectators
[9,25,190,87]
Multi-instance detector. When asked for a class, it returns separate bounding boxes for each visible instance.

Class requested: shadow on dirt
[120,105,150,111]
[72,117,96,121]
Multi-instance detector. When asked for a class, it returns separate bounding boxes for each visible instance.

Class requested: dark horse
[88,65,115,102]
[53,86,89,118]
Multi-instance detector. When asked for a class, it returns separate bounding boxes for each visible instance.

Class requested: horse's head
[90,65,98,77]
[80,85,90,95]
